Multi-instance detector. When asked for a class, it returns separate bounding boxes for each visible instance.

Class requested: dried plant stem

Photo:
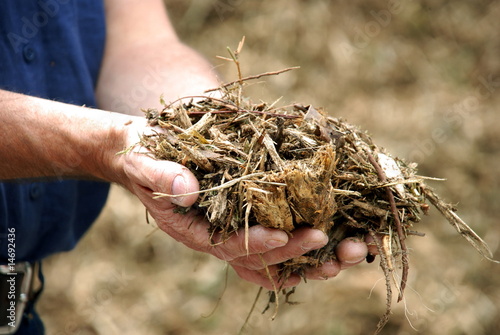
[205,67,300,93]
[152,172,265,199]
[201,265,229,318]
[369,230,392,335]
[239,286,263,335]
[141,68,499,334]
[186,109,300,119]
[258,254,279,320]
[421,185,499,263]
[244,199,252,254]
[366,152,409,302]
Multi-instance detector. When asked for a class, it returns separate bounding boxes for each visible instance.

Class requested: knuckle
[229,255,265,270]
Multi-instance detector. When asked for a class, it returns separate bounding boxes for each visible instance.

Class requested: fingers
[303,260,342,280]
[124,154,200,208]
[209,225,289,261]
[225,228,330,290]
[335,237,369,269]
[120,128,377,291]
[230,235,371,289]
[123,148,375,290]
[230,235,369,289]
[118,123,199,206]
[296,236,370,281]
[168,170,200,207]
[225,228,328,270]
[365,234,381,256]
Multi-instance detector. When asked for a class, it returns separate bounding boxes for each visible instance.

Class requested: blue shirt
[0,0,110,262]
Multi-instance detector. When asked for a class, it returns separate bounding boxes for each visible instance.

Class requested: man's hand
[95,0,373,290]
[113,119,371,290]
[0,88,371,290]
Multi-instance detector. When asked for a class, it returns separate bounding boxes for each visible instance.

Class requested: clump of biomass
[139,72,496,334]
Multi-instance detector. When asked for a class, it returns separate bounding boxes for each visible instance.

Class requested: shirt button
[29,185,42,200]
[23,45,36,63]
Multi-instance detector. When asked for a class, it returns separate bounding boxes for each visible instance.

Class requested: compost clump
[138,53,497,334]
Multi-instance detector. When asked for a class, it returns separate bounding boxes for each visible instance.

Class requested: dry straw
[138,39,497,334]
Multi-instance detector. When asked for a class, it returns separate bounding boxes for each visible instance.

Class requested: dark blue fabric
[15,302,45,335]
[0,0,110,263]
[14,263,45,335]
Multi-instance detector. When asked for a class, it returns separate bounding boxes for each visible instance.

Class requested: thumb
[168,167,200,207]
[123,153,200,208]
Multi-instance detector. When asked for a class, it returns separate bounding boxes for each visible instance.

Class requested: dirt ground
[38,1,500,334]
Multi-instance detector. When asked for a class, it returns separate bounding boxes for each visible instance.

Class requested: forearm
[0,89,132,181]
[96,0,220,115]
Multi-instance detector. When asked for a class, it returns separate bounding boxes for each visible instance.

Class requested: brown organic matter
[139,83,496,334]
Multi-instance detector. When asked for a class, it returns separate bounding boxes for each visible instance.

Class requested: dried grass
[137,52,497,333]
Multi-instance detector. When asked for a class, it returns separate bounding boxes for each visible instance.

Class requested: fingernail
[301,239,327,251]
[301,231,328,251]
[265,239,287,249]
[344,255,367,264]
[171,174,187,205]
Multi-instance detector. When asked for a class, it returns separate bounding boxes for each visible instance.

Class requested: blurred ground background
[38,1,500,334]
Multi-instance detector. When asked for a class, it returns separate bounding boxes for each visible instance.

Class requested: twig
[244,198,252,255]
[421,185,498,263]
[201,265,229,318]
[258,254,279,320]
[186,109,301,119]
[338,209,365,229]
[369,230,392,335]
[205,67,300,93]
[367,152,409,302]
[152,172,265,199]
[407,230,426,237]
[239,286,263,335]
[162,95,230,111]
